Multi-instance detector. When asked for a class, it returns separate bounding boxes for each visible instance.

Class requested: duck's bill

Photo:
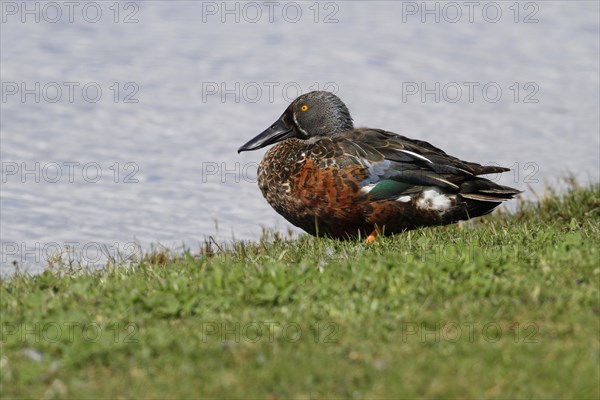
[238,116,294,153]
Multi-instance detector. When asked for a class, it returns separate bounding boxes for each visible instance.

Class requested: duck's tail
[460,179,522,202]
[452,178,522,220]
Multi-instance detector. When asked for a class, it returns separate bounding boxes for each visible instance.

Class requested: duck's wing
[332,128,520,202]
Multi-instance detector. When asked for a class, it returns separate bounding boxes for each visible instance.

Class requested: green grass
[1,181,599,399]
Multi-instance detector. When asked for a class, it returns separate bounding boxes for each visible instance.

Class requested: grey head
[238,91,354,153]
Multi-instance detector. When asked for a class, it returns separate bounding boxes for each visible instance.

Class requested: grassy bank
[1,182,599,399]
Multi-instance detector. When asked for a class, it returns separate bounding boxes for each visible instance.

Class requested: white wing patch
[417,189,453,211]
[361,183,376,194]
[397,149,433,164]
[397,195,411,202]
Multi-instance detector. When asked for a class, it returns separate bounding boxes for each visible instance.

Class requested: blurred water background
[1,1,598,275]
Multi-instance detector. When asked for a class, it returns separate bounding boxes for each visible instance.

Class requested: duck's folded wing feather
[332,129,514,201]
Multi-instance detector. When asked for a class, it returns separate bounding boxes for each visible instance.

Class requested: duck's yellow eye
[300,105,309,112]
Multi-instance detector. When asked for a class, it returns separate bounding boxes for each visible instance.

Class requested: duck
[238,91,520,241]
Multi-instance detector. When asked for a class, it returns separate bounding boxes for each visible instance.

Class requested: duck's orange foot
[365,230,378,243]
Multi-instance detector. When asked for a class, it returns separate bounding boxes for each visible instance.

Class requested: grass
[1,181,599,399]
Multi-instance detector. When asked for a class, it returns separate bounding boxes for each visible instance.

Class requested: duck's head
[238,91,354,153]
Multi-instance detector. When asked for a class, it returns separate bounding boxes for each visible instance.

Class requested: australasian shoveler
[238,91,521,240]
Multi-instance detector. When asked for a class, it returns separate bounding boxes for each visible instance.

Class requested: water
[1,1,599,276]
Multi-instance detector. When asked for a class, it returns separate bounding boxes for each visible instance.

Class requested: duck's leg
[365,229,378,243]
